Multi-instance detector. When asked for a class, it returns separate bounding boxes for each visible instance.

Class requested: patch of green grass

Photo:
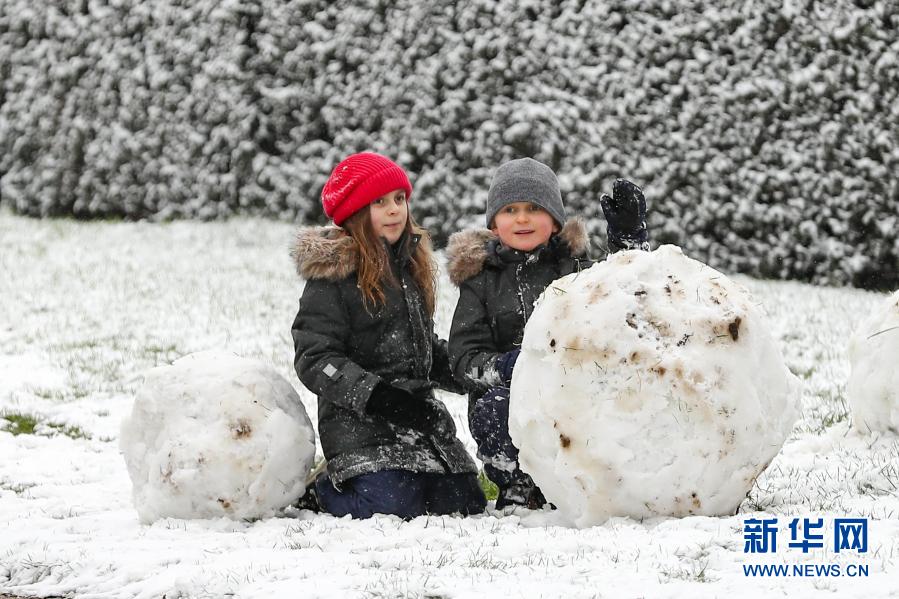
[788,364,816,380]
[30,387,68,401]
[739,476,778,513]
[144,343,180,356]
[818,409,849,431]
[58,351,123,382]
[64,338,102,350]
[807,390,850,434]
[1,413,39,435]
[46,422,91,440]
[1,412,91,440]
[659,558,714,583]
[477,470,498,501]
[0,479,36,495]
[50,337,122,353]
[27,385,91,402]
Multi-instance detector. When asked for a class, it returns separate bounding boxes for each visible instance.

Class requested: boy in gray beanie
[485,158,567,230]
[445,157,649,510]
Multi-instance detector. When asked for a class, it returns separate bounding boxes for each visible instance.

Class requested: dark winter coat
[291,226,477,486]
[446,218,592,401]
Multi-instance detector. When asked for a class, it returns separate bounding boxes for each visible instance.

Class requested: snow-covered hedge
[1,0,896,289]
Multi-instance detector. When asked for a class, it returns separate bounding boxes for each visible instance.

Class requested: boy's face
[491,202,559,251]
[369,189,408,244]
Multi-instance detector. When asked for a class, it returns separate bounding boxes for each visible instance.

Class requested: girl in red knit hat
[289,152,486,519]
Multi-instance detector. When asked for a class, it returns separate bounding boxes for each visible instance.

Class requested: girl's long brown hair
[341,207,437,317]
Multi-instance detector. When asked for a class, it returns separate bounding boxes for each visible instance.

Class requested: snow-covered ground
[1,210,897,598]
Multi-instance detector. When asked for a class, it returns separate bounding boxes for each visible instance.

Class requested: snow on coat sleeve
[607,229,650,253]
[606,220,650,254]
[292,278,381,416]
[448,278,503,392]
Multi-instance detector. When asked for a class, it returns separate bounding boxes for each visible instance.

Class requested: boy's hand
[600,179,646,234]
[495,349,520,387]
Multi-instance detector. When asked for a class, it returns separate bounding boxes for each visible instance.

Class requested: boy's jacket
[446,218,592,400]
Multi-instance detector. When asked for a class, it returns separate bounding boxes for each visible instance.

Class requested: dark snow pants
[315,469,486,519]
[468,387,536,491]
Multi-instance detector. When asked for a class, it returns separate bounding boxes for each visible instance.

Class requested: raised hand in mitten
[600,179,649,252]
[600,179,646,233]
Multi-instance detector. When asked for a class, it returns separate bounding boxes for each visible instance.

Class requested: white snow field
[1,211,897,599]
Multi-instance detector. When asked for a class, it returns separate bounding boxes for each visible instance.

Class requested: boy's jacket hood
[291,226,359,281]
[446,217,589,286]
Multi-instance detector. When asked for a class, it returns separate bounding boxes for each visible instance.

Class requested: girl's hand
[366,383,444,434]
[367,383,417,420]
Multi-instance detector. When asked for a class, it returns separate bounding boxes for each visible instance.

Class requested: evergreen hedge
[1,0,896,289]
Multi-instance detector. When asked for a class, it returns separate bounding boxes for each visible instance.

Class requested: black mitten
[366,382,418,425]
[367,382,444,434]
[494,349,520,387]
[600,179,649,252]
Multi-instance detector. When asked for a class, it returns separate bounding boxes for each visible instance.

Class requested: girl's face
[491,201,559,251]
[369,189,409,244]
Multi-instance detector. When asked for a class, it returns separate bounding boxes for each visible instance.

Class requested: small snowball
[120,351,315,523]
[848,290,899,434]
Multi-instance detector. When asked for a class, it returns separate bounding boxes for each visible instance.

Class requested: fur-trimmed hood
[291,225,426,281]
[445,218,589,286]
[291,226,359,281]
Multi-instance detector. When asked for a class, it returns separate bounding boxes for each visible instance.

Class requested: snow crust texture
[848,290,899,434]
[509,245,800,528]
[120,351,315,523]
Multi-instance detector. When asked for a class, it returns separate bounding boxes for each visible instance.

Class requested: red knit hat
[321,152,413,225]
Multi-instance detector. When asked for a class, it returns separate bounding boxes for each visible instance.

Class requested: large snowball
[509,245,799,528]
[848,290,899,434]
[120,351,316,523]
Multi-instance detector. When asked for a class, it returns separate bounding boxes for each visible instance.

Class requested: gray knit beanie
[486,158,566,228]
